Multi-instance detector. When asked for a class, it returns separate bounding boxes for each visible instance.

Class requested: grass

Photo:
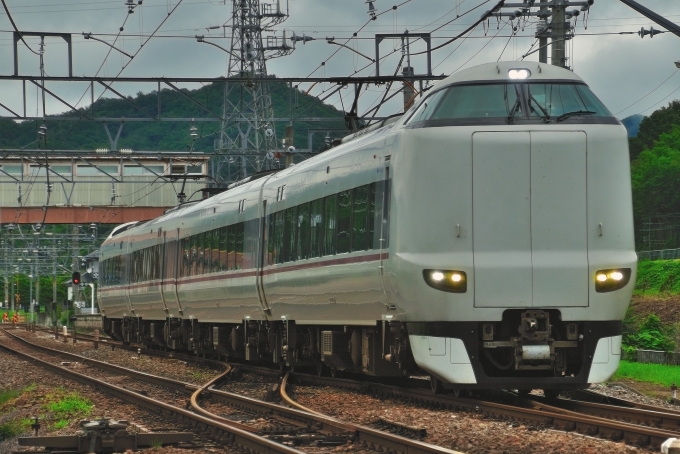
[0,389,21,407]
[43,391,93,430]
[45,392,92,420]
[0,419,31,441]
[635,259,680,295]
[612,360,680,387]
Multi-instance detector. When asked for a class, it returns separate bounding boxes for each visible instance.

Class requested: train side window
[337,190,352,254]
[190,235,198,276]
[235,222,245,269]
[284,207,297,262]
[297,202,310,260]
[352,185,369,251]
[367,183,377,249]
[204,230,212,274]
[219,227,227,271]
[324,194,337,256]
[310,198,324,258]
[211,229,219,273]
[274,211,285,264]
[182,238,190,277]
[267,214,276,265]
[227,225,236,270]
[196,232,204,275]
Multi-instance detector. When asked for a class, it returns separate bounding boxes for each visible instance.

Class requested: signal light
[72,272,81,285]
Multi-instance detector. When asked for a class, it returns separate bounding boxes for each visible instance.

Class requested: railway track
[15,326,680,450]
[1,328,464,454]
[286,368,680,450]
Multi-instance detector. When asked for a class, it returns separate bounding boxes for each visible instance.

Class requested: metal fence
[637,248,680,261]
[629,349,680,365]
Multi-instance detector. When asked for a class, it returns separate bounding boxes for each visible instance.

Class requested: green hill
[0,79,346,154]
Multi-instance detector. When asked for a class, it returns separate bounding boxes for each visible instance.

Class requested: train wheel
[430,375,443,394]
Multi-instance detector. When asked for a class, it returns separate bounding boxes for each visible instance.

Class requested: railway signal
[72,272,81,285]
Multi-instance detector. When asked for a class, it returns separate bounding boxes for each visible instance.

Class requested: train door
[379,156,394,309]
[124,241,133,313]
[159,231,169,313]
[256,199,272,314]
[173,228,184,315]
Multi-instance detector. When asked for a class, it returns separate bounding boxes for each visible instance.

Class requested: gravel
[289,384,645,454]
[4,327,668,453]
[0,328,234,453]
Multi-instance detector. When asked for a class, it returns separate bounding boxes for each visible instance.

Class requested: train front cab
[388,61,636,390]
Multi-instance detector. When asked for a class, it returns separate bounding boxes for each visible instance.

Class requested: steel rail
[279,371,325,416]
[571,388,680,416]
[11,329,465,454]
[288,372,680,450]
[524,394,680,432]
[23,327,680,449]
[0,332,306,454]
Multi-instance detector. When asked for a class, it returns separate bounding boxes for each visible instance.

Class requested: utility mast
[496,0,593,69]
[214,0,293,184]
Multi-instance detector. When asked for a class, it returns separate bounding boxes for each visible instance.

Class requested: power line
[0,0,40,55]
[615,69,679,116]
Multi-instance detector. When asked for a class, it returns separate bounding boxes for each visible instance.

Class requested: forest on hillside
[630,101,680,250]
[0,80,346,153]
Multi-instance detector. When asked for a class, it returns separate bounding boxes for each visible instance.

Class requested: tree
[631,125,680,218]
[630,100,680,161]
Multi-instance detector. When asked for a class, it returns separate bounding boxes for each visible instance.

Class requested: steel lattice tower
[214,0,292,184]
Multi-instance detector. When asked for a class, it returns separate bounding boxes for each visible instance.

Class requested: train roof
[432,61,583,90]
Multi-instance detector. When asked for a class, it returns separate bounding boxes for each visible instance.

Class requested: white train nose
[472,130,588,308]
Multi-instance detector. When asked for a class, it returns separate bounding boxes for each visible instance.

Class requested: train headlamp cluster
[508,69,531,79]
[423,269,467,293]
[594,268,631,293]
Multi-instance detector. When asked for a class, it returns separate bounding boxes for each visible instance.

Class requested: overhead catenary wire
[0,0,40,55]
[614,69,680,116]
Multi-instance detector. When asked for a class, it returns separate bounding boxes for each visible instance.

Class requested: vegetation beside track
[0,383,93,439]
[635,260,680,295]
[611,360,680,388]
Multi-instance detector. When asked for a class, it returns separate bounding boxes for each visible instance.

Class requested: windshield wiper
[556,110,596,122]
[506,85,523,123]
[527,90,551,122]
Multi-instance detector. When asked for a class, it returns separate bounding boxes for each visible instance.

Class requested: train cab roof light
[423,269,467,293]
[595,268,631,293]
[508,69,531,80]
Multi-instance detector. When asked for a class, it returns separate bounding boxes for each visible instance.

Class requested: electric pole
[213,0,295,184]
[538,0,549,64]
[551,0,567,68]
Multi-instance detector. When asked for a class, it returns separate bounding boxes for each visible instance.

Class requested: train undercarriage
[103,316,418,377]
[103,309,620,391]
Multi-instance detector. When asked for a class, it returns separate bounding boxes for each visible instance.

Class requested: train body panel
[98,61,636,390]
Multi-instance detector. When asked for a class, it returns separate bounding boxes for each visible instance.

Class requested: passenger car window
[337,190,352,254]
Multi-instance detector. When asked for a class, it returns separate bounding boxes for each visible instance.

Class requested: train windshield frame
[405,81,616,126]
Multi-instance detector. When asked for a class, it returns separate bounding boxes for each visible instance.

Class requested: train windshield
[409,84,522,121]
[527,84,612,118]
[407,83,612,123]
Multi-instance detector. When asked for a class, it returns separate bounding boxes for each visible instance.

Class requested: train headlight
[508,69,531,79]
[594,268,631,293]
[423,269,467,293]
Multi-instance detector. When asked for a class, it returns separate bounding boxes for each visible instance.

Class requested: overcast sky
[2,0,680,123]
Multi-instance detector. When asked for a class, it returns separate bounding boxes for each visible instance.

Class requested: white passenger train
[99,61,636,392]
